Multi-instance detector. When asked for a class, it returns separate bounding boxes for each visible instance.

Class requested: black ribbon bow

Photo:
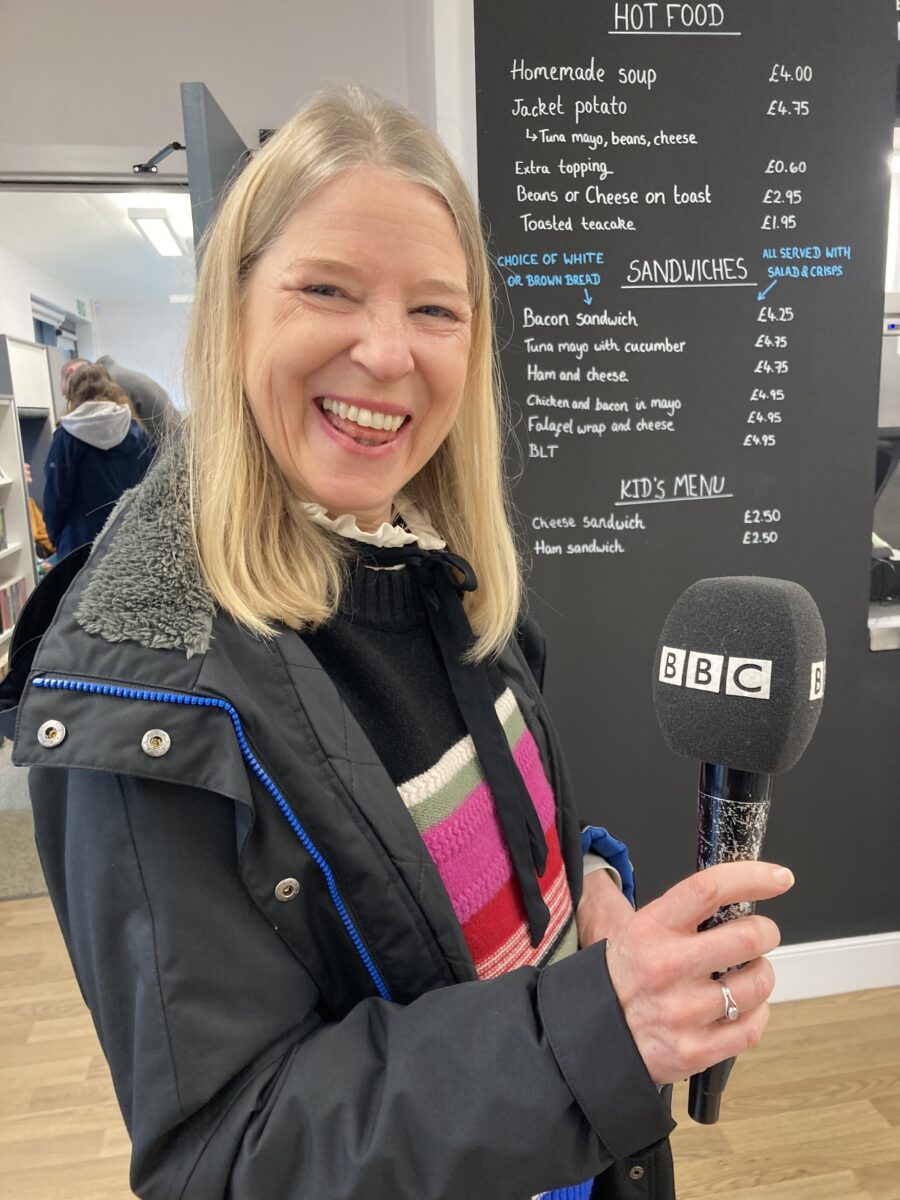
[356,543,551,948]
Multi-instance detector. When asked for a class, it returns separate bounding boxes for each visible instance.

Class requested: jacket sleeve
[30,765,674,1200]
[42,429,80,548]
[515,611,547,692]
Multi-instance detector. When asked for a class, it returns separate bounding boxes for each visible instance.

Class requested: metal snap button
[629,1165,645,1181]
[37,720,66,748]
[141,729,171,758]
[274,878,300,902]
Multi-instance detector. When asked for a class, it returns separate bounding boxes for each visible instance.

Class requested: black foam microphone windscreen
[652,576,827,775]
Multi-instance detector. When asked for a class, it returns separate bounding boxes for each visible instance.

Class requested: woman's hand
[604,861,792,1087]
[576,867,635,948]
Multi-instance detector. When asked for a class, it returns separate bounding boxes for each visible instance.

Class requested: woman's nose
[348,311,415,381]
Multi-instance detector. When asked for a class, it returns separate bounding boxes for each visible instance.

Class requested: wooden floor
[1,896,898,1199]
[670,986,900,1199]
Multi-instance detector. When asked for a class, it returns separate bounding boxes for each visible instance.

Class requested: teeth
[321,398,405,434]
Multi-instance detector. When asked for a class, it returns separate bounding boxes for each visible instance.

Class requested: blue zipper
[32,675,392,1001]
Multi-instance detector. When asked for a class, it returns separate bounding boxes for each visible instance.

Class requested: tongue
[324,407,400,446]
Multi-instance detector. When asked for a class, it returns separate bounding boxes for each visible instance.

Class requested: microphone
[652,576,826,1124]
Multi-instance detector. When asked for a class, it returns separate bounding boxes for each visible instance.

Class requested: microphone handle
[688,764,774,1125]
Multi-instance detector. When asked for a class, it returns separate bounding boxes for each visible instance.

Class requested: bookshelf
[0,336,48,675]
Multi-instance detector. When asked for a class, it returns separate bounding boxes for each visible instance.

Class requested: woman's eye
[304,284,342,298]
[416,305,456,320]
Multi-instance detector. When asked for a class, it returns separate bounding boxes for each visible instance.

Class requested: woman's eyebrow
[285,257,361,277]
[285,259,469,299]
[416,277,470,298]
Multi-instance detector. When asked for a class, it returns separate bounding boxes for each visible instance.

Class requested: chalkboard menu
[475,1,898,933]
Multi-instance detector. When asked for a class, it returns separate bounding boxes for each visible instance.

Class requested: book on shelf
[0,577,28,634]
[11,577,27,622]
[0,506,6,551]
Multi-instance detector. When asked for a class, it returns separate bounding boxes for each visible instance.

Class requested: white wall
[878,332,900,428]
[0,244,93,343]
[0,0,462,411]
[0,246,185,407]
[431,0,478,193]
[92,298,191,411]
[0,0,437,400]
[1,0,412,180]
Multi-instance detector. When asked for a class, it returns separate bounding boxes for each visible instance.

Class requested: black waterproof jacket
[3,457,676,1199]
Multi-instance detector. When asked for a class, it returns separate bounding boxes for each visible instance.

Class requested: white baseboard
[769,931,900,1003]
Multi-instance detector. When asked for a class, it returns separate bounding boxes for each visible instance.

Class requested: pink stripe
[421,730,556,925]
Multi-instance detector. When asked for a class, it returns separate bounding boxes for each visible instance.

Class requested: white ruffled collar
[301,494,446,550]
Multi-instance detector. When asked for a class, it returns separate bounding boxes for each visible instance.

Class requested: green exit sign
[76,299,86,317]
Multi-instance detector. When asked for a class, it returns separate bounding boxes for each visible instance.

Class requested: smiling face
[240,167,473,530]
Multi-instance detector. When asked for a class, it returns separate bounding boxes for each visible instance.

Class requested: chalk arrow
[583,288,593,305]
[757,280,778,302]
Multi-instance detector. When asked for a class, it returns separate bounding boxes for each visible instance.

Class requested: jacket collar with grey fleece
[75,442,216,656]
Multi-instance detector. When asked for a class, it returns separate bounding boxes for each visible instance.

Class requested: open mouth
[317,397,409,447]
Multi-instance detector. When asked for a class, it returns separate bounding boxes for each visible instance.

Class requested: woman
[10,90,790,1199]
[42,362,154,558]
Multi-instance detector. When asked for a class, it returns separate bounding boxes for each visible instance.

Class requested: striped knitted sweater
[303,559,579,981]
[304,558,594,1200]
[398,684,578,978]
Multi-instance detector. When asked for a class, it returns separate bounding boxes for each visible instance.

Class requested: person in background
[43,363,153,558]
[58,358,85,405]
[60,356,179,446]
[15,90,792,1200]
[23,463,54,560]
[58,358,84,396]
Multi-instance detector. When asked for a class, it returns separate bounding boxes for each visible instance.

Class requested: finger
[710,958,776,1025]
[659,957,776,1032]
[668,1001,772,1083]
[647,862,794,934]
[678,914,782,979]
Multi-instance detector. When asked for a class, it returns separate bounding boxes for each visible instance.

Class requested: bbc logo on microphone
[659,646,826,702]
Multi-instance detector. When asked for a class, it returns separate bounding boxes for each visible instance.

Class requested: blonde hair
[184,87,521,659]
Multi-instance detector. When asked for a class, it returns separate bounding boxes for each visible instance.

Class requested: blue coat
[43,420,154,558]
